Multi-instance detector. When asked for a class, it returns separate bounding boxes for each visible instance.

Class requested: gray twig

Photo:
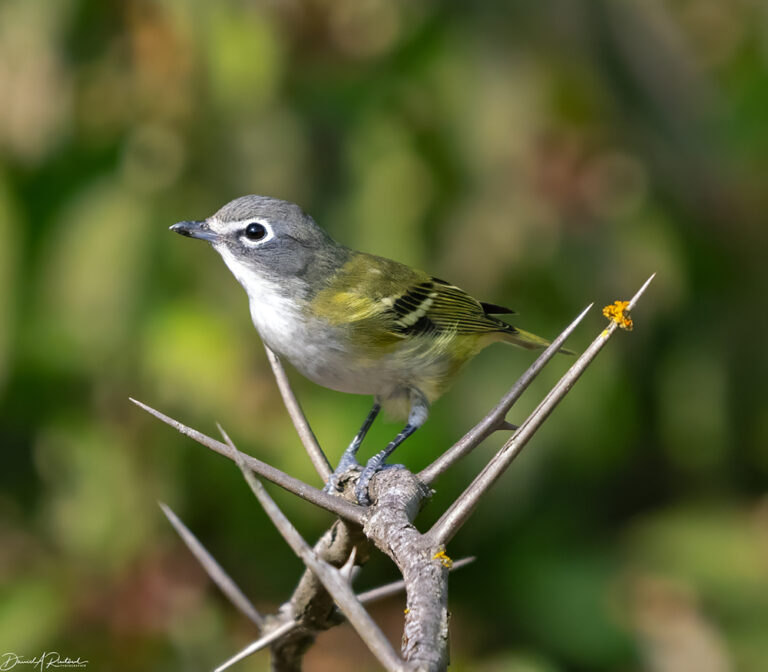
[362,468,451,670]
[159,502,263,630]
[219,427,406,672]
[419,303,594,485]
[357,556,475,605]
[269,517,367,671]
[214,555,475,671]
[264,346,332,481]
[428,274,655,546]
[130,398,365,525]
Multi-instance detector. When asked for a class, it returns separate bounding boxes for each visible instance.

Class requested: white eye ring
[238,220,274,247]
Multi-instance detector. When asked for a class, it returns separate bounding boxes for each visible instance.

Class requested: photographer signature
[0,653,88,671]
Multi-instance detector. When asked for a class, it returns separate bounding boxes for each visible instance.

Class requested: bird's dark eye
[244,222,267,241]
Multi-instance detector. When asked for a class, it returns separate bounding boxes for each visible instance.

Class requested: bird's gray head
[171,195,346,295]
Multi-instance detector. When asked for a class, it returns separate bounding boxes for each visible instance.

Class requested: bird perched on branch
[172,195,562,504]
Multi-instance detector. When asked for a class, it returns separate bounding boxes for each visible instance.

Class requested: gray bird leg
[355,391,429,505]
[324,401,381,493]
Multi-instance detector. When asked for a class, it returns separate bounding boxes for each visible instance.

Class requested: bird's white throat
[215,245,305,349]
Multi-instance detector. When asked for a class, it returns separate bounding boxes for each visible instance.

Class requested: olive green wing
[385,277,519,338]
[311,252,553,350]
[391,278,557,351]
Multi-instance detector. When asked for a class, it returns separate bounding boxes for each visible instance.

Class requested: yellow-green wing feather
[311,252,554,351]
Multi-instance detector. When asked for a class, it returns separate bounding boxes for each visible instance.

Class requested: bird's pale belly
[250,301,459,402]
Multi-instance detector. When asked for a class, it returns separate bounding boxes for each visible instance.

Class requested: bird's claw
[354,463,405,505]
[322,475,340,495]
[324,455,362,494]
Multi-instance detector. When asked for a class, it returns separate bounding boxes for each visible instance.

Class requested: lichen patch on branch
[432,550,453,569]
[603,300,634,331]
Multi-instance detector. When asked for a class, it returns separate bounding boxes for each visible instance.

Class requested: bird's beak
[170,220,219,242]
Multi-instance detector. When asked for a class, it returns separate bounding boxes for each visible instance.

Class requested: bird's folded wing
[311,253,517,339]
[385,278,517,337]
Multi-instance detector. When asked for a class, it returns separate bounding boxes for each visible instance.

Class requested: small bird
[172,195,559,504]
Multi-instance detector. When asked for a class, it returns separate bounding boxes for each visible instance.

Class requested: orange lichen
[433,549,453,568]
[602,300,633,331]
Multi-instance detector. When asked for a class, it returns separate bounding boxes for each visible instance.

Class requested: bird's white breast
[216,245,457,404]
[249,291,386,396]
[217,246,389,395]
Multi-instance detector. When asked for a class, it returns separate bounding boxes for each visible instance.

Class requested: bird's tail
[501,327,574,355]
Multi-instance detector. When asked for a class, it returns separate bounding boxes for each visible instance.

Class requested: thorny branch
[221,427,405,672]
[129,398,365,525]
[428,274,655,545]
[134,274,654,671]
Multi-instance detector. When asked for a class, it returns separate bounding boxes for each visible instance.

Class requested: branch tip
[429,275,654,544]
[628,272,656,311]
[340,546,358,583]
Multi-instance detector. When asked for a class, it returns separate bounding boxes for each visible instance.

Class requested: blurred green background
[1,0,767,670]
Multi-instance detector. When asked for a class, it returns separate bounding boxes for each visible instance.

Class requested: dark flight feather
[479,301,516,315]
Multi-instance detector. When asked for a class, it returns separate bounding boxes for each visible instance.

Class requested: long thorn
[627,272,656,310]
[429,275,655,545]
[419,303,593,485]
[159,502,263,629]
[130,399,365,525]
[264,346,332,481]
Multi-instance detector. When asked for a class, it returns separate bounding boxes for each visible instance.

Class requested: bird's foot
[323,454,362,494]
[354,462,405,506]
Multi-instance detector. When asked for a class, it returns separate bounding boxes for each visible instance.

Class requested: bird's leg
[324,401,381,493]
[355,391,428,505]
